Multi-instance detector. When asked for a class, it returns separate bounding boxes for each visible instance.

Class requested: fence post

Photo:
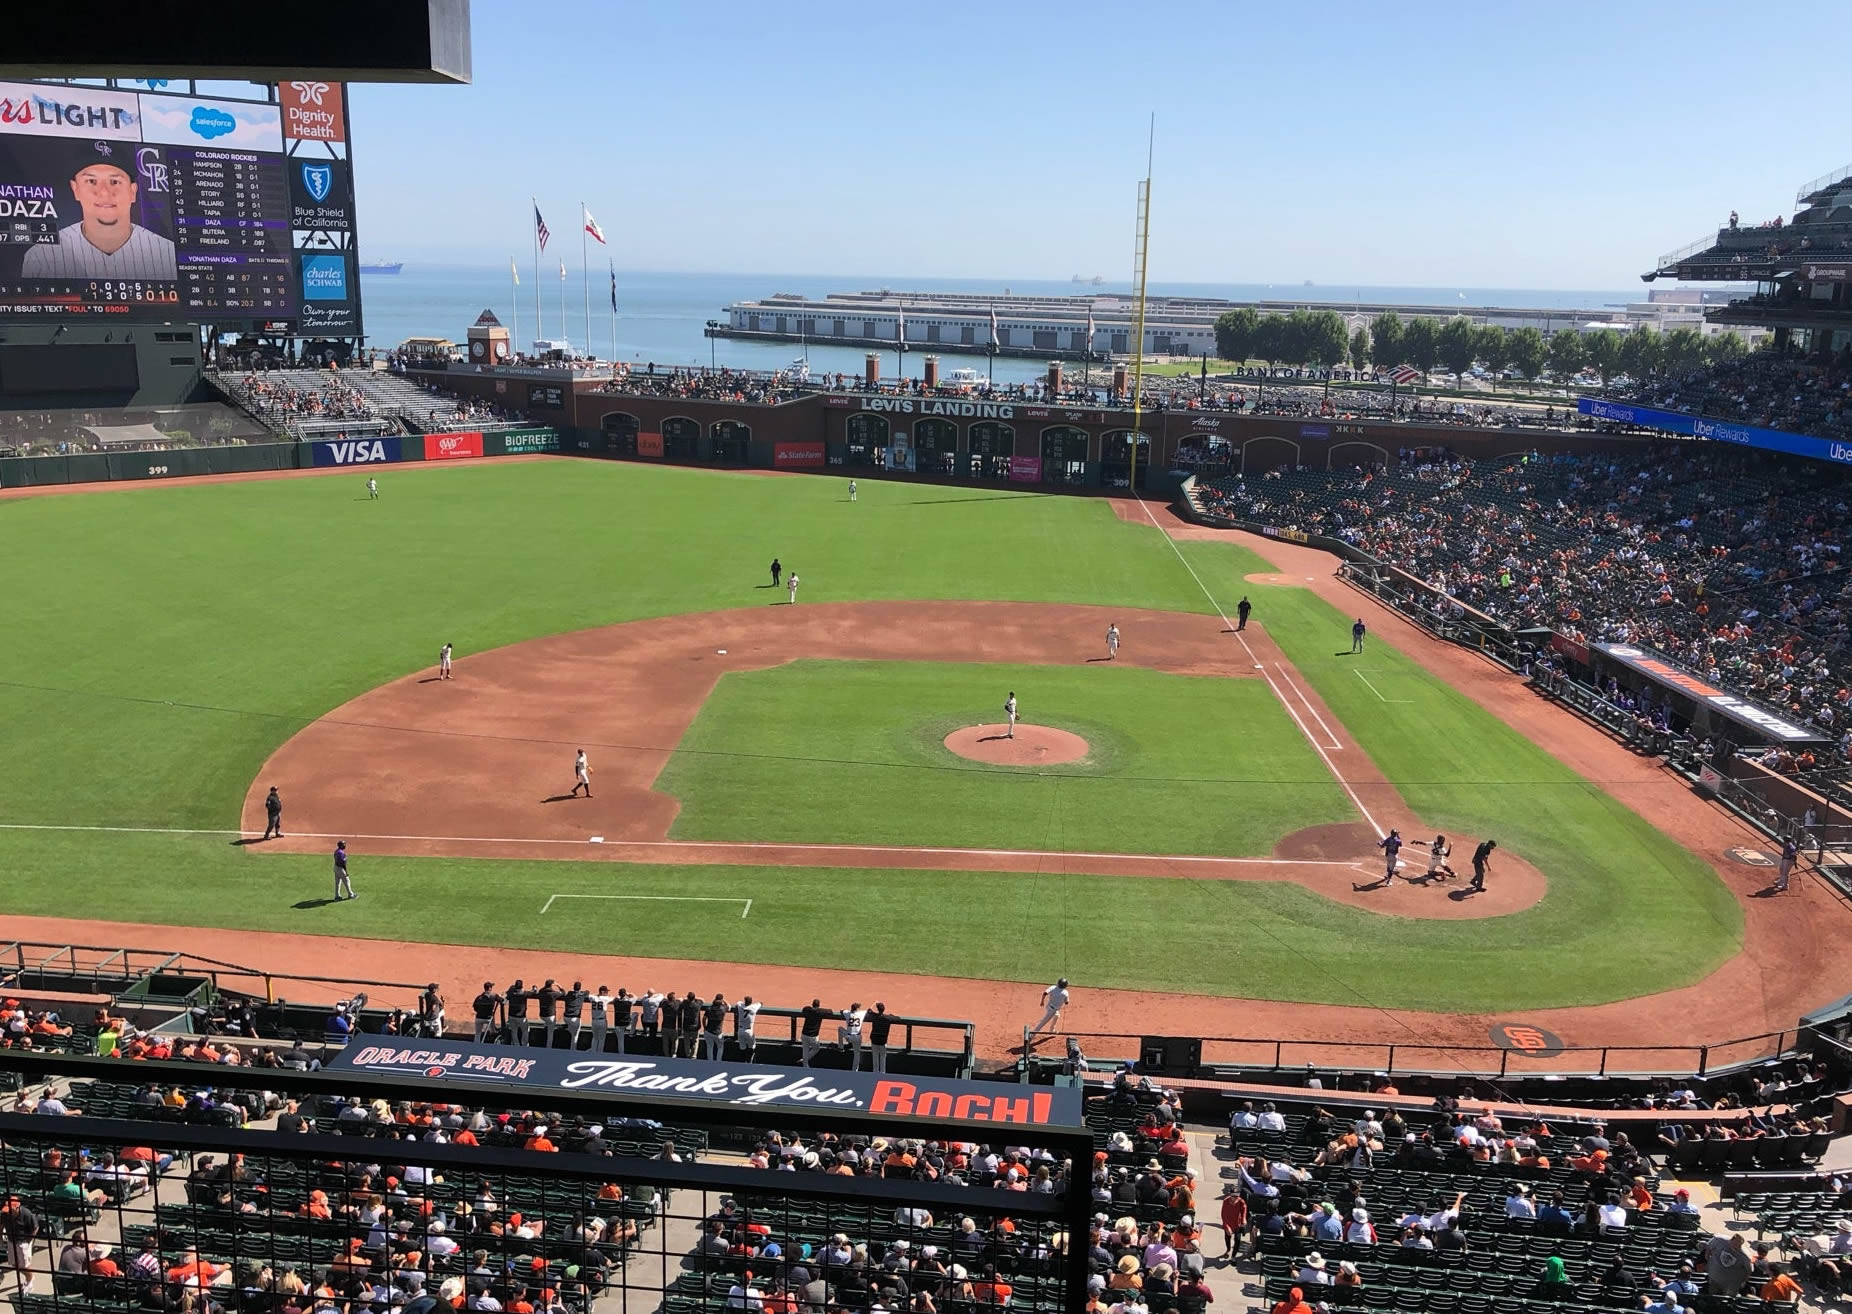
[1697,1044,1709,1078]
[1598,1047,1608,1077]
[1386,1044,1396,1076]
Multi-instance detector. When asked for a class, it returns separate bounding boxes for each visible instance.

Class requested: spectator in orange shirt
[1627,1177,1654,1212]
[1761,1270,1803,1303]
[167,1248,223,1285]
[971,1264,1013,1305]
[1270,1285,1313,1314]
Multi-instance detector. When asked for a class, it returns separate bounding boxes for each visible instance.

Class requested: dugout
[0,1043,1095,1314]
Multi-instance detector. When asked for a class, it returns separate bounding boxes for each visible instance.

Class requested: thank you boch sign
[331,1039,1082,1127]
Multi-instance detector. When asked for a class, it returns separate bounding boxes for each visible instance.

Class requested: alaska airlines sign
[331,1038,1082,1127]
[860,397,1015,419]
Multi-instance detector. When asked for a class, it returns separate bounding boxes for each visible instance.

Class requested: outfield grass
[0,461,1744,1006]
[657,659,1354,854]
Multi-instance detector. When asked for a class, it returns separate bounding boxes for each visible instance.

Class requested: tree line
[1211,308,1749,386]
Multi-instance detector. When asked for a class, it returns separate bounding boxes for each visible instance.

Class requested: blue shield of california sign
[300,162,333,202]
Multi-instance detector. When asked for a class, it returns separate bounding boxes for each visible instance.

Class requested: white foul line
[0,822,1364,868]
[1354,670,1412,705]
[541,893,751,918]
[1126,494,1382,836]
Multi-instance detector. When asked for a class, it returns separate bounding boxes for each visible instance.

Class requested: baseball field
[0,456,1808,1052]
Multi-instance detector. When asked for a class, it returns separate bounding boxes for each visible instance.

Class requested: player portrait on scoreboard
[18,141,177,282]
[0,137,177,289]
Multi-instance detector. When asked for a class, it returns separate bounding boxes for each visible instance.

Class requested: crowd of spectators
[1195,440,1852,774]
[223,375,395,430]
[595,367,799,406]
[1612,348,1852,441]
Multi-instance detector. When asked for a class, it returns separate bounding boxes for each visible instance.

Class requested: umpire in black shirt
[262,786,283,841]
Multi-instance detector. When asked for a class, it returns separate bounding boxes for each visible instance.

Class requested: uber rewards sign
[312,437,401,467]
[287,157,352,231]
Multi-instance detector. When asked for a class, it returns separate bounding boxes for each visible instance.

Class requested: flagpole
[580,204,590,358]
[609,260,617,367]
[558,260,566,349]
[510,258,519,360]
[531,197,540,347]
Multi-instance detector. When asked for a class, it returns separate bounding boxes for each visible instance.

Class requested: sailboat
[789,328,812,381]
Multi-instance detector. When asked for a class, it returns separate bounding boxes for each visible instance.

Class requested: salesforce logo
[189,106,237,139]
[301,254,347,301]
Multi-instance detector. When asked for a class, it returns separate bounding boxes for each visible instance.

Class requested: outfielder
[1027,978,1069,1043]
[367,476,379,500]
[1004,691,1018,739]
[1106,623,1120,660]
[570,749,592,798]
[848,479,858,502]
[439,643,453,680]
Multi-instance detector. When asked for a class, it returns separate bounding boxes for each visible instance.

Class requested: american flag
[534,203,551,252]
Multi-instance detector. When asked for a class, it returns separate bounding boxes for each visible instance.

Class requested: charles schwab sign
[331,1039,1083,1127]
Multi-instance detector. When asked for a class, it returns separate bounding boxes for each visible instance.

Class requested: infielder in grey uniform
[22,147,177,282]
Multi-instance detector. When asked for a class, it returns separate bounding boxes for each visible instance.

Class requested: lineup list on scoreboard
[170,147,294,315]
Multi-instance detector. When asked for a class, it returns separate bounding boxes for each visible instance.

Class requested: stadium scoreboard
[0,80,360,334]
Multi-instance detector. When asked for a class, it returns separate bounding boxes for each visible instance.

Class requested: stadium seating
[1192,441,1852,779]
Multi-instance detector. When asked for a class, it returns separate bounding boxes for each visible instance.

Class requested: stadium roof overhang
[1,1,472,84]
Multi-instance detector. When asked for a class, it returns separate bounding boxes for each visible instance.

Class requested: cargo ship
[359,261,404,275]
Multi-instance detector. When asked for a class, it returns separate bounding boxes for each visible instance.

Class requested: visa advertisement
[310,436,403,467]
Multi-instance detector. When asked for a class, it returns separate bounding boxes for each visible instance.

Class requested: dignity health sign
[331,1039,1083,1128]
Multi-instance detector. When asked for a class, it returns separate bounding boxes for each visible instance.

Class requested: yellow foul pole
[1128,118,1153,494]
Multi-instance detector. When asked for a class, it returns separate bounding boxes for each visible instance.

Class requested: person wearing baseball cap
[23,143,176,281]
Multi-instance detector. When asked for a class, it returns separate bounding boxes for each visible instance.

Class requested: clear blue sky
[348,1,1846,288]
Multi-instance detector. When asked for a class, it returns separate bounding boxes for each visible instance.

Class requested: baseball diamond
[3,451,1830,1059]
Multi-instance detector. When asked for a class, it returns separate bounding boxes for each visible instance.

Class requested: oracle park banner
[330,1038,1084,1128]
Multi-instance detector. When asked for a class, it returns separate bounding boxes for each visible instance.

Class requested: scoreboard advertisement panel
[0,80,359,334]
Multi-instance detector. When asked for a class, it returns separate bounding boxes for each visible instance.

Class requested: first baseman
[571,749,592,798]
[1004,691,1018,739]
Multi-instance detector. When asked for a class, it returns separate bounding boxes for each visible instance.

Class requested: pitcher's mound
[944,724,1090,766]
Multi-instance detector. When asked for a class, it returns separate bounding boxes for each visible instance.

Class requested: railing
[1798,161,1852,203]
[1053,1028,1799,1081]
[1657,230,1725,270]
